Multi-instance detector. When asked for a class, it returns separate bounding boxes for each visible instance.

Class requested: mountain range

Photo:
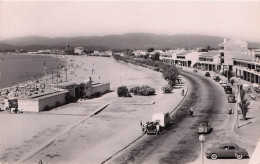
[0,33,260,51]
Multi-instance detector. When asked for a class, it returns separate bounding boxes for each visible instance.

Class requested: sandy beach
[0,55,186,163]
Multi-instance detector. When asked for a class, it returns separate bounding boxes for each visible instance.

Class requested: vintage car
[224,85,231,91]
[205,143,249,160]
[146,113,170,135]
[219,80,227,85]
[146,122,158,135]
[254,86,260,93]
[215,76,221,82]
[198,121,211,134]
[228,95,236,103]
[225,87,233,94]
[205,72,210,77]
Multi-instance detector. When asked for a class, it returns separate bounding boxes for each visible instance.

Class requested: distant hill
[0,33,260,50]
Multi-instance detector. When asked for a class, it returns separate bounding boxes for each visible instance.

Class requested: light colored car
[198,121,211,134]
[228,95,236,103]
[205,143,249,160]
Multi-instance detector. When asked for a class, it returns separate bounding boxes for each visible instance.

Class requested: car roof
[220,143,239,147]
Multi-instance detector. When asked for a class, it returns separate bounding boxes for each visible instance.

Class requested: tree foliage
[162,65,180,87]
[117,86,132,97]
[151,52,160,61]
[239,86,250,120]
[147,47,155,53]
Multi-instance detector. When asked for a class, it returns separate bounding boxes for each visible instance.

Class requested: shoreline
[0,53,67,89]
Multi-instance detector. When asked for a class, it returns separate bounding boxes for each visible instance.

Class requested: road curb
[231,118,256,145]
[16,102,111,163]
[122,101,155,105]
[170,79,189,115]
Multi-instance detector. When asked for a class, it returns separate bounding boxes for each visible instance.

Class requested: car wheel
[211,153,218,160]
[236,154,243,160]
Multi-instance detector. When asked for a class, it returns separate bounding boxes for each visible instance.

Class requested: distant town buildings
[74,47,84,55]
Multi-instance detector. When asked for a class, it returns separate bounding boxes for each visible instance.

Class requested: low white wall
[18,91,68,112]
[91,83,110,94]
[18,99,39,112]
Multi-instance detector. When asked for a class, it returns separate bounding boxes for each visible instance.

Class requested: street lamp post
[235,84,240,128]
[199,134,205,164]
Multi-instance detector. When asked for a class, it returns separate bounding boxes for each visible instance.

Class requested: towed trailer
[146,112,171,135]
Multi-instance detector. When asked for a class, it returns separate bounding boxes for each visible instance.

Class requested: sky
[0,1,260,42]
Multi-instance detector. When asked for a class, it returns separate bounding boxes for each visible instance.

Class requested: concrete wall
[18,99,39,112]
[38,92,67,112]
[92,83,110,95]
[18,91,68,112]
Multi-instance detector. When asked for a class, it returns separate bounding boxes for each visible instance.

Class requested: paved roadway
[110,70,254,164]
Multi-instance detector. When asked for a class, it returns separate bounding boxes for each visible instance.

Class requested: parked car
[221,81,228,87]
[205,72,210,77]
[224,85,231,91]
[254,87,260,93]
[225,87,233,94]
[228,95,236,103]
[215,76,221,82]
[205,143,249,160]
[213,76,221,82]
[198,121,211,134]
[219,80,224,84]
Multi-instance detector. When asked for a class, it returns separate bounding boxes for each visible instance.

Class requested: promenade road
[110,69,255,164]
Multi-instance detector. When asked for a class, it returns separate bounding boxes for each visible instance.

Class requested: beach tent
[248,138,260,164]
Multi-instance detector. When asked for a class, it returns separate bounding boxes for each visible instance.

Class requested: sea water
[0,53,65,88]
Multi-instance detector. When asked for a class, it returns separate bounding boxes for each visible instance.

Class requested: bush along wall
[117,86,132,97]
[130,85,155,96]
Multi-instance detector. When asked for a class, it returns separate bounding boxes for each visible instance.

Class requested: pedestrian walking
[190,107,194,117]
[142,125,146,134]
[181,89,184,96]
[156,122,160,135]
[227,107,232,115]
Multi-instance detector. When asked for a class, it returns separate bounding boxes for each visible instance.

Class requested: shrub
[91,92,102,98]
[130,85,155,96]
[130,86,140,95]
[55,101,60,107]
[117,86,132,97]
[162,85,173,93]
[43,105,50,111]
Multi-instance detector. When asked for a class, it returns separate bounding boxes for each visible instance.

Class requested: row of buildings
[160,38,260,85]
[22,47,113,56]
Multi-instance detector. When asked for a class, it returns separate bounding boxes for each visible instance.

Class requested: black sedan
[205,143,249,160]
[205,72,210,77]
